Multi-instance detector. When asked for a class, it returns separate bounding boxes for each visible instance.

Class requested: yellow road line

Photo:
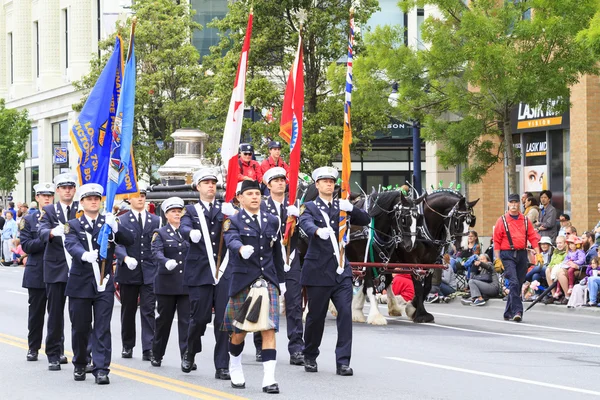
[0,333,247,400]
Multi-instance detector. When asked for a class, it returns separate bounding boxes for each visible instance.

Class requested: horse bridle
[422,197,475,245]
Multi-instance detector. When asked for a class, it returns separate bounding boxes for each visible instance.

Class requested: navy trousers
[187,284,229,370]
[120,283,156,353]
[500,250,529,319]
[45,282,66,362]
[304,278,353,366]
[27,288,47,351]
[152,294,189,360]
[69,291,114,375]
[284,267,304,354]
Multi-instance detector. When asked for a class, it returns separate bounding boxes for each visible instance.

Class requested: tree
[74,0,205,182]
[364,0,599,193]
[199,0,391,172]
[0,99,31,194]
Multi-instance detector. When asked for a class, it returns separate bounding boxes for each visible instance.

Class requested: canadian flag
[221,11,253,202]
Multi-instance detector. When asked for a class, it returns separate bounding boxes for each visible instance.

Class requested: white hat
[161,196,184,213]
[193,168,218,185]
[77,183,104,199]
[311,166,338,182]
[138,183,149,195]
[53,173,78,187]
[539,236,553,245]
[263,167,287,184]
[33,182,55,195]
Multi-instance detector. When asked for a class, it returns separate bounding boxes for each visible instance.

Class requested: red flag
[221,11,253,202]
[281,35,304,244]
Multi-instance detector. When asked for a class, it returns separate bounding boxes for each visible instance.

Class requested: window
[190,0,228,59]
[52,120,70,177]
[28,127,39,159]
[64,9,69,69]
[417,9,425,50]
[34,22,39,77]
[8,33,13,84]
[27,166,39,203]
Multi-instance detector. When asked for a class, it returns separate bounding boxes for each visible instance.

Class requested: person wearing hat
[179,168,236,378]
[150,197,191,369]
[38,172,79,371]
[114,185,161,361]
[493,193,541,322]
[20,182,55,362]
[222,179,286,393]
[298,167,370,377]
[254,167,305,366]
[237,143,263,184]
[525,236,554,283]
[64,183,134,384]
[260,141,289,177]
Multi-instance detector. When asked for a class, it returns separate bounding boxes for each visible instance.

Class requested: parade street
[1,265,600,400]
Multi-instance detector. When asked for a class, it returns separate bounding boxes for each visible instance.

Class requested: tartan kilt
[222,281,279,333]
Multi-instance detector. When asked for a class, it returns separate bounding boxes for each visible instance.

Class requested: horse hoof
[352,310,366,323]
[367,313,388,325]
[388,307,403,317]
[406,303,416,320]
[413,313,435,324]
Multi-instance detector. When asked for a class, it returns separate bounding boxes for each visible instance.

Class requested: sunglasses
[242,152,253,156]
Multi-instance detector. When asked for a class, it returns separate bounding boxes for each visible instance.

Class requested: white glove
[317,228,331,240]
[165,259,178,271]
[240,245,254,260]
[124,257,138,270]
[286,205,299,218]
[284,263,291,273]
[279,283,287,296]
[51,224,65,237]
[104,213,118,232]
[190,229,202,243]
[97,275,110,292]
[221,202,236,216]
[82,250,99,264]
[339,199,354,212]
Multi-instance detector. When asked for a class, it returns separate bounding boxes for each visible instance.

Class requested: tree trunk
[503,117,518,195]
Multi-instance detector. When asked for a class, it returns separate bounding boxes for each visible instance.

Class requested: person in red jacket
[237,143,263,183]
[493,193,540,323]
[261,141,289,176]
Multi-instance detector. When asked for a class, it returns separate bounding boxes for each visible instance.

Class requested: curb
[485,298,600,314]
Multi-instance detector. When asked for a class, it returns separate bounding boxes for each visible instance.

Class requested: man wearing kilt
[223,180,286,394]
[298,167,370,376]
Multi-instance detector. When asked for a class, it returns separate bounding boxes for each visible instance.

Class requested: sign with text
[54,147,68,164]
[511,100,570,133]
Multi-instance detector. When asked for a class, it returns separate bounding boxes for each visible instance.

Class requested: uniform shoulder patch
[19,218,26,230]
[152,232,159,242]
[64,223,70,234]
[181,207,186,216]
[223,219,231,232]
[300,204,306,215]
[76,210,84,219]
[38,209,46,221]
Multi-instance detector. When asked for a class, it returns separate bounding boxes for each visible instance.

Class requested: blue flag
[98,35,137,259]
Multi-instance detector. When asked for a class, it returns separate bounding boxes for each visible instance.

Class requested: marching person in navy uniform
[150,197,190,368]
[114,185,160,361]
[20,182,55,362]
[255,167,305,366]
[298,167,370,376]
[38,172,79,371]
[179,168,236,378]
[222,180,286,394]
[64,183,134,384]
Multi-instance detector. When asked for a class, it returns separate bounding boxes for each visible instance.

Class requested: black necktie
[138,212,143,230]
[66,206,71,220]
[252,214,260,229]
[89,219,95,233]
[175,228,182,239]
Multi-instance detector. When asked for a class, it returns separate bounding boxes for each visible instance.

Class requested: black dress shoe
[95,373,110,385]
[290,352,305,366]
[59,355,68,364]
[192,363,197,371]
[215,368,231,380]
[26,350,38,362]
[262,383,280,394]
[142,350,153,361]
[336,365,353,376]
[85,363,94,373]
[181,351,194,373]
[304,360,318,373]
[122,348,133,359]
[73,368,86,381]
[48,361,61,371]
[151,358,162,367]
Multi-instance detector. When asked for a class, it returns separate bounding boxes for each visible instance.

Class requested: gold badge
[223,219,231,232]
[19,219,26,230]
[300,204,306,215]
[64,223,70,234]
[152,232,159,242]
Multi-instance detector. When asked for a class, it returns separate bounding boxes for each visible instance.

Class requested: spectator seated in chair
[426,259,457,304]
[547,236,584,304]
[525,236,553,284]
[543,235,568,304]
[461,254,499,306]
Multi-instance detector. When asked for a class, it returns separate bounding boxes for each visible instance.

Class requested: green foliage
[199,0,389,173]
[366,0,600,192]
[73,0,204,182]
[0,99,31,192]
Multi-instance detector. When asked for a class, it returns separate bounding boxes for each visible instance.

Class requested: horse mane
[429,188,464,198]
[369,191,401,217]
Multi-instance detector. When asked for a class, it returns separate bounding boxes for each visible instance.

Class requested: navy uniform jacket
[64,214,134,298]
[114,210,161,285]
[151,225,189,295]
[38,202,78,284]
[179,201,230,286]
[20,211,47,289]
[224,210,284,297]
[298,198,370,286]
[261,196,300,269]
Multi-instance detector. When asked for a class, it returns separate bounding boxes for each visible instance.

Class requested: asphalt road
[1,265,600,400]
